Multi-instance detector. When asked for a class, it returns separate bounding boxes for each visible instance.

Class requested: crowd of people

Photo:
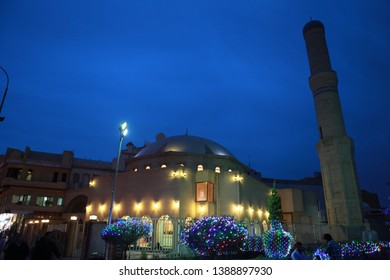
[290,233,343,260]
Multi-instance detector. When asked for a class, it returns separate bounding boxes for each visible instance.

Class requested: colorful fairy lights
[101,217,152,245]
[261,220,294,259]
[180,216,248,256]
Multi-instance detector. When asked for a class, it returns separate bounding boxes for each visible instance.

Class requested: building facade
[1,134,327,258]
[0,146,114,256]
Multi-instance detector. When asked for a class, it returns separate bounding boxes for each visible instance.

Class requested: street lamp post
[105,121,128,259]
[0,66,9,122]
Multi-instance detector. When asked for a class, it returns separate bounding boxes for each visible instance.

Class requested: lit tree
[261,183,294,259]
[101,217,152,259]
[180,216,248,258]
[266,185,283,222]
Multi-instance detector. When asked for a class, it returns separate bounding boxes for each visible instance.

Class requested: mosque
[1,20,382,259]
[0,132,328,258]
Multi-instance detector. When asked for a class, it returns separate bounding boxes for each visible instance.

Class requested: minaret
[303,20,363,239]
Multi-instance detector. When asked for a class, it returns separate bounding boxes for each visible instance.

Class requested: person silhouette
[3,234,30,260]
[31,231,61,260]
[322,233,343,260]
[291,241,308,260]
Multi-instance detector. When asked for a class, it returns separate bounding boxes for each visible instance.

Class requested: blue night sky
[0,1,389,206]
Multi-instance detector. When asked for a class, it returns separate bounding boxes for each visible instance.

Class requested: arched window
[197,165,204,171]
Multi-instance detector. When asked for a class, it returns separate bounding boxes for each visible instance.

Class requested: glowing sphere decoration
[245,236,263,253]
[261,220,294,259]
[180,216,248,257]
[313,248,330,260]
[101,217,152,245]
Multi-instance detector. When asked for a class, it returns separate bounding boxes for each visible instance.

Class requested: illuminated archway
[136,216,153,249]
[156,215,173,250]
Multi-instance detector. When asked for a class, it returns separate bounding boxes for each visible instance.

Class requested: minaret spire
[303,20,363,240]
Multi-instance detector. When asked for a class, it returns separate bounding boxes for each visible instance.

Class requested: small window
[36,196,55,207]
[197,165,204,171]
[145,165,151,170]
[57,197,63,206]
[215,167,221,173]
[61,173,67,182]
[161,164,167,168]
[11,194,31,205]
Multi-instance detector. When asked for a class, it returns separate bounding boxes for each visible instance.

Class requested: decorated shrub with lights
[101,217,152,245]
[313,241,390,260]
[341,241,381,257]
[261,186,294,259]
[180,216,248,257]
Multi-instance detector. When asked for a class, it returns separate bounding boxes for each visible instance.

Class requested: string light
[261,220,293,259]
[341,241,390,257]
[101,218,152,245]
[313,241,390,260]
[180,216,248,257]
[245,236,263,253]
[313,248,330,260]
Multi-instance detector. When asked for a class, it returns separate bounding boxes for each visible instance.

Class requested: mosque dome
[134,134,235,158]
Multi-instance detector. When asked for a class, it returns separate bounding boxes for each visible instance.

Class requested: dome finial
[155,132,166,141]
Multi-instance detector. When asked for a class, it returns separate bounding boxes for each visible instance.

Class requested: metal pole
[0,66,9,122]
[104,134,124,259]
[108,136,124,225]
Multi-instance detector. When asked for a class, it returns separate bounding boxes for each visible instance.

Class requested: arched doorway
[64,195,88,214]
[137,216,153,249]
[156,215,173,250]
